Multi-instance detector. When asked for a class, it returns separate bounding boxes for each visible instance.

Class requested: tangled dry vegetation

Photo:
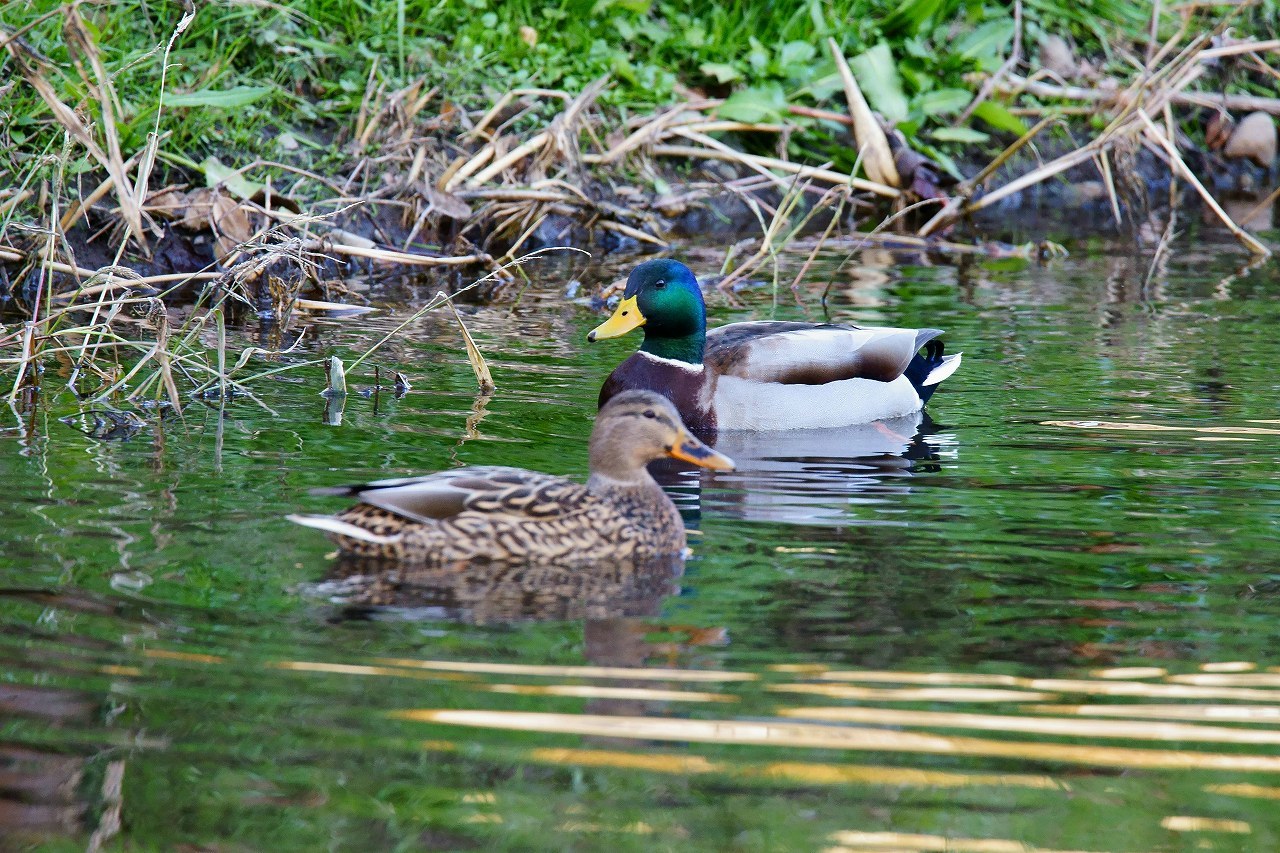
[1,2,1277,419]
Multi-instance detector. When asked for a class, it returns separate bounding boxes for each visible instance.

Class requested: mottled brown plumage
[289,391,733,564]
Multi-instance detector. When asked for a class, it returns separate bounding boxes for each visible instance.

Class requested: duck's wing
[706,322,941,385]
[312,466,592,524]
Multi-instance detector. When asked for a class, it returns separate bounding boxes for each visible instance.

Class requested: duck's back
[310,466,684,563]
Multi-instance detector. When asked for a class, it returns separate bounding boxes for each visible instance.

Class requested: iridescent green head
[587,259,706,364]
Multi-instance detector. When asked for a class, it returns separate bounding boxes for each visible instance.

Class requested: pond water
[4,220,1280,851]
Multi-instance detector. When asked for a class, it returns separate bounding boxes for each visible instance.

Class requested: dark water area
[4,219,1280,851]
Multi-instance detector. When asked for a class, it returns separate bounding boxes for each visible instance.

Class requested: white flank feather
[712,375,923,430]
[286,514,400,544]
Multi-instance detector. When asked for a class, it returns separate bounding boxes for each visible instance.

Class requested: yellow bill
[587,295,645,342]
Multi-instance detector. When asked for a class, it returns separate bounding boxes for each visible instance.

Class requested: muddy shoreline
[7,140,1272,314]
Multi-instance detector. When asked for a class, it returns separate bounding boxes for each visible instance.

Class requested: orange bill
[666,428,735,471]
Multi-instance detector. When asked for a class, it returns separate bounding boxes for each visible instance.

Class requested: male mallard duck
[288,391,734,564]
[588,259,961,431]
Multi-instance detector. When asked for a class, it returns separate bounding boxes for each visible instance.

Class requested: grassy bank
[1,0,1277,412]
[2,0,1153,171]
[4,1,1276,209]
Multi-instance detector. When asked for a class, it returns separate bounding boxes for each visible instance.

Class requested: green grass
[1,0,1277,225]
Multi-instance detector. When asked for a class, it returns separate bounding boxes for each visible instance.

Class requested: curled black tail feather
[905,339,946,404]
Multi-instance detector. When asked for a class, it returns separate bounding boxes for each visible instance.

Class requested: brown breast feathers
[598,353,715,433]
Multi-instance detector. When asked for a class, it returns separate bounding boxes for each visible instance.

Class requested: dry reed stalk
[149,299,184,413]
[1096,149,1123,225]
[353,56,382,151]
[808,228,1058,259]
[134,6,195,219]
[441,147,495,191]
[444,89,585,192]
[827,38,899,188]
[534,76,609,178]
[1197,39,1280,61]
[465,132,550,186]
[786,188,847,299]
[589,102,722,165]
[1136,110,1270,256]
[8,323,36,402]
[312,242,492,267]
[64,8,149,246]
[458,189,577,203]
[917,116,1057,236]
[649,144,899,198]
[682,120,787,135]
[443,295,495,393]
[996,72,1280,116]
[470,88,571,139]
[595,219,668,247]
[0,190,34,223]
[716,174,821,293]
[918,23,1235,240]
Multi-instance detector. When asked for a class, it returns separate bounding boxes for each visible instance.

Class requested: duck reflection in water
[654,412,952,526]
[317,555,730,727]
[320,553,684,625]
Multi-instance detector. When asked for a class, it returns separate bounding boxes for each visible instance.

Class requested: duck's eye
[654,279,666,289]
[643,409,657,419]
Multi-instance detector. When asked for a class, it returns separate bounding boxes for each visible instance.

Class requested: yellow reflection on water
[488,683,735,702]
[521,747,1059,790]
[99,665,142,677]
[391,709,1280,772]
[769,663,831,674]
[269,660,475,681]
[779,705,1280,745]
[376,658,756,682]
[1015,678,1280,702]
[1201,661,1256,673]
[1160,816,1251,833]
[826,829,1125,852]
[818,671,1280,701]
[143,648,225,664]
[1165,672,1280,688]
[1026,704,1280,723]
[772,683,1056,702]
[529,748,719,774]
[559,820,654,834]
[1088,666,1166,679]
[1204,783,1280,800]
[819,671,1025,686]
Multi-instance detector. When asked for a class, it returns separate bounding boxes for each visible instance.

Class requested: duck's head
[589,390,733,482]
[588,260,706,362]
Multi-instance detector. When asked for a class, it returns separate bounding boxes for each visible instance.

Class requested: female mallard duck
[288,391,734,564]
[588,259,962,432]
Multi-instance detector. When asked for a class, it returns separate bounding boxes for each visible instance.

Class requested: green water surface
[4,226,1280,851]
